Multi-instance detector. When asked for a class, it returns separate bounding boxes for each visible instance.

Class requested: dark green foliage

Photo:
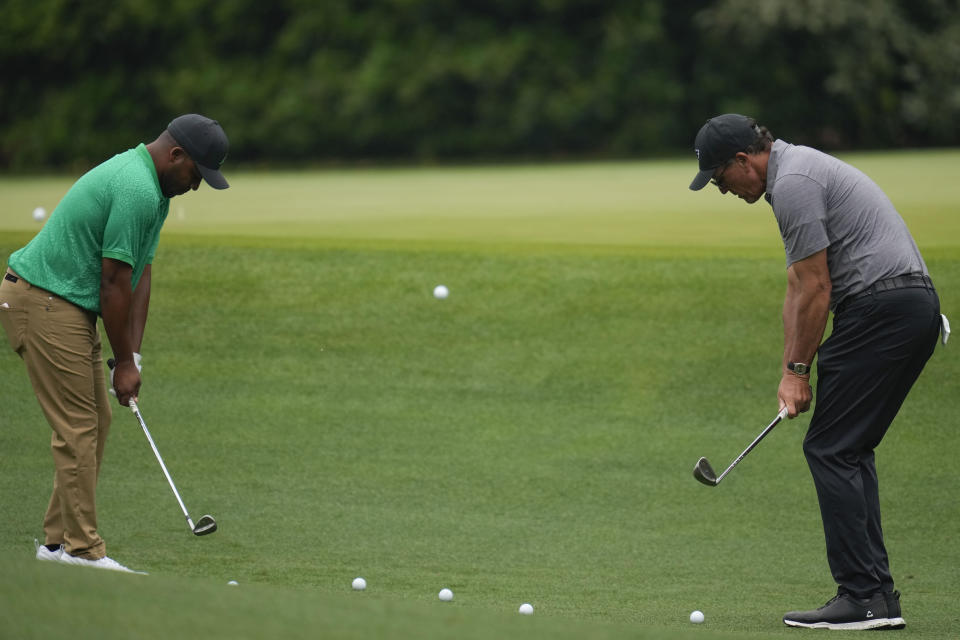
[1,0,959,169]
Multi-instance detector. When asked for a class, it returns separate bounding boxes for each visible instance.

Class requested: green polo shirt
[8,144,169,313]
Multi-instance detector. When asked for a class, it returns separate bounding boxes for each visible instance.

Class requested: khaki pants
[0,268,111,559]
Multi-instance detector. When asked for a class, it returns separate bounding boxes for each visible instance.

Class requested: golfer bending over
[1,114,229,573]
[689,114,942,630]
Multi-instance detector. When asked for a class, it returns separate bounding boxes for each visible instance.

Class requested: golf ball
[438,588,454,601]
[433,285,449,299]
[32,207,46,221]
[227,580,238,586]
[690,610,705,624]
[352,577,367,591]
[519,603,534,615]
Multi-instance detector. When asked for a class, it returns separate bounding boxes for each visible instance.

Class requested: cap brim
[198,165,229,190]
[689,169,714,191]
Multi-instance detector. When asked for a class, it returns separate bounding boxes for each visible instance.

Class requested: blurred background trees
[1,0,958,170]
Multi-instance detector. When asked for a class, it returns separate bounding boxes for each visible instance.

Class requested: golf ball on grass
[433,285,449,299]
[227,580,238,586]
[32,207,46,221]
[438,588,454,602]
[690,610,705,624]
[518,603,534,615]
[352,577,367,591]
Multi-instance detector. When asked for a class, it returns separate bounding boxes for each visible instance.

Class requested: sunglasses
[711,160,734,190]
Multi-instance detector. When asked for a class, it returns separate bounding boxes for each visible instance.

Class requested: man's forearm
[101,283,134,363]
[129,264,151,352]
[101,260,136,364]
[782,274,831,369]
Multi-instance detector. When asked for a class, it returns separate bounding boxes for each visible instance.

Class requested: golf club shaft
[716,406,789,483]
[128,399,196,530]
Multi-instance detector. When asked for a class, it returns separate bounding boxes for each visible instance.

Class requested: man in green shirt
[0,114,229,573]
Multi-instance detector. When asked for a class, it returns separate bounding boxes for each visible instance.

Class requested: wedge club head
[192,514,218,536]
[126,397,219,537]
[693,457,719,486]
[692,407,788,488]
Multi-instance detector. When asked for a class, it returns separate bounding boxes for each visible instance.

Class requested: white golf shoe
[34,538,63,562]
[60,552,147,575]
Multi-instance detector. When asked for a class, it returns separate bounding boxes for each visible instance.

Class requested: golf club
[693,407,789,487]
[122,392,217,536]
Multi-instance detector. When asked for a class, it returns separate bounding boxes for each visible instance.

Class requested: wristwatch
[787,362,811,376]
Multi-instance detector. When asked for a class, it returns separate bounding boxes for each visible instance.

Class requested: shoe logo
[866,611,874,618]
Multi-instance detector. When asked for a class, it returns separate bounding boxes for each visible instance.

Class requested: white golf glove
[108,352,142,396]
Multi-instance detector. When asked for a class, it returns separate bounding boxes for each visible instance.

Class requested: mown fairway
[1,152,958,639]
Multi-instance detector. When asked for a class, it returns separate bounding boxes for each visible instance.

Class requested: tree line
[1,0,958,170]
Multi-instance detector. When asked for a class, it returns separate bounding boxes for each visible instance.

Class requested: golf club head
[693,456,719,486]
[193,514,218,536]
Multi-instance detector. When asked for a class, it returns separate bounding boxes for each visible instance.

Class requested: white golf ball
[352,577,367,591]
[518,603,534,615]
[433,285,449,299]
[227,580,238,586]
[438,588,454,601]
[690,610,705,624]
[32,207,46,221]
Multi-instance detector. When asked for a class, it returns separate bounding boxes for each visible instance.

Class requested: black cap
[167,114,230,189]
[689,114,756,191]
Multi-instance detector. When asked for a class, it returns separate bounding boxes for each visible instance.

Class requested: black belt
[836,273,934,314]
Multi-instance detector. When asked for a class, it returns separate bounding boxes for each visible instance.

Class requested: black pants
[804,285,940,598]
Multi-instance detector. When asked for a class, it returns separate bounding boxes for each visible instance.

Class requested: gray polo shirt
[764,139,928,309]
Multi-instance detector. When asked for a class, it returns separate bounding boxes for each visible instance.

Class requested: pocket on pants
[0,293,23,353]
[33,293,97,347]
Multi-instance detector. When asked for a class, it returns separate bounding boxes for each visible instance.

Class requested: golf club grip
[107,358,115,369]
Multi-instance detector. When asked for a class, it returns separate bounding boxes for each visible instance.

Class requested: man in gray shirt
[690,114,942,630]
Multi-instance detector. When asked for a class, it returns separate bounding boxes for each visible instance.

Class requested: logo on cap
[688,114,756,191]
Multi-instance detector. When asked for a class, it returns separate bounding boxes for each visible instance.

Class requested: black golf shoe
[783,592,897,630]
[883,590,906,629]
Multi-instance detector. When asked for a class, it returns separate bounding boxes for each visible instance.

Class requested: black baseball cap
[689,114,756,191]
[167,114,230,189]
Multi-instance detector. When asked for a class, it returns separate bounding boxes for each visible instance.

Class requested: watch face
[790,362,809,375]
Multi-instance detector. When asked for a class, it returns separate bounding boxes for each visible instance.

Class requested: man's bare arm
[779,249,831,416]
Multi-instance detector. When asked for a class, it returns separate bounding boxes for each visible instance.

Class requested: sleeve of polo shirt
[101,176,153,268]
[773,173,831,268]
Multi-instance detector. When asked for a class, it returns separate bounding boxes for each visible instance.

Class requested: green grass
[4,150,959,250]
[1,151,959,639]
